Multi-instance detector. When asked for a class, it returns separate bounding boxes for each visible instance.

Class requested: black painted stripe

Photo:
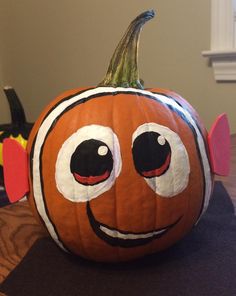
[153,92,211,220]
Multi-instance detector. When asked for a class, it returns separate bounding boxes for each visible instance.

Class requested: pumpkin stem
[3,86,26,127]
[98,10,155,89]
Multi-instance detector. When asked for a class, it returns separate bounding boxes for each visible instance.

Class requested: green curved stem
[98,10,155,89]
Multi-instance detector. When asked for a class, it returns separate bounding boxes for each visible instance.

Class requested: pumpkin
[15,10,229,262]
[0,87,33,186]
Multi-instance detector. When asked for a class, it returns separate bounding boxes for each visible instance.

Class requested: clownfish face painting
[17,86,226,262]
[3,87,230,262]
[2,11,230,262]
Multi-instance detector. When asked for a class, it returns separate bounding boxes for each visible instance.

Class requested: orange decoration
[26,11,217,262]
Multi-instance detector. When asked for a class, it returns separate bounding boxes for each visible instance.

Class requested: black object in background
[0,86,33,187]
[0,187,9,207]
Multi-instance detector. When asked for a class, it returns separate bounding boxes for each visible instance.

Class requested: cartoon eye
[132,123,190,197]
[55,125,122,202]
[70,140,113,186]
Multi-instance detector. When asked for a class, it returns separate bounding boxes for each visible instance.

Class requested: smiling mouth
[87,202,182,248]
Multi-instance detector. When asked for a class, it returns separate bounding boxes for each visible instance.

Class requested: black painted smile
[87,202,182,248]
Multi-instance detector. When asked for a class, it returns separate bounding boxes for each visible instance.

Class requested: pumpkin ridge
[74,199,89,259]
[111,96,122,261]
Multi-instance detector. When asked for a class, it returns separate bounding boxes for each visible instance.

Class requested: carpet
[1,182,236,296]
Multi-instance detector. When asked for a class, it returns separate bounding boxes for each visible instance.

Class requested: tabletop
[0,201,47,283]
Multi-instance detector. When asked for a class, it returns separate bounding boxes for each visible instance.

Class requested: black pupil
[132,131,171,177]
[70,139,113,178]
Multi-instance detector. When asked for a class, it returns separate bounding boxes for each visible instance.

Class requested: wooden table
[1,135,235,288]
[0,201,47,284]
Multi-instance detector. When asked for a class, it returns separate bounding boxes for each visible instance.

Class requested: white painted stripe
[32,87,212,248]
[100,225,166,240]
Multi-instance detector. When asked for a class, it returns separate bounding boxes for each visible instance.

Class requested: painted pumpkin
[3,10,230,262]
[0,87,33,186]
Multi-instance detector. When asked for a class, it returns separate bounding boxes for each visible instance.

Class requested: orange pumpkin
[27,11,214,262]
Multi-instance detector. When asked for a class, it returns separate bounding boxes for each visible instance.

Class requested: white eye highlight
[98,145,108,156]
[55,125,122,202]
[132,123,190,197]
[157,135,166,146]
